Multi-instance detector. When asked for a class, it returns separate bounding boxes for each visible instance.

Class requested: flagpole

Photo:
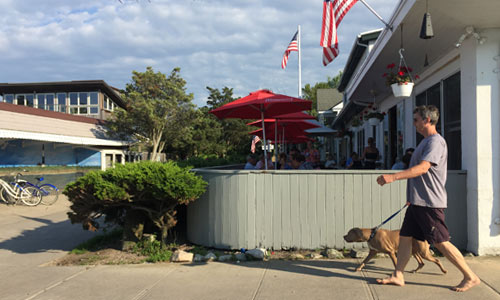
[298,24,302,98]
[275,119,278,170]
[261,109,268,170]
[358,0,392,30]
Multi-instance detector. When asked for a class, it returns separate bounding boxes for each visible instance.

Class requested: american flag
[320,0,358,66]
[281,31,298,69]
[251,135,261,153]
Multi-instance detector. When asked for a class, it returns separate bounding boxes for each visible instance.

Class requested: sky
[0,0,398,107]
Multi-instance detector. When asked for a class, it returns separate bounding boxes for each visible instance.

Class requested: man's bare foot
[452,277,480,292]
[376,275,405,287]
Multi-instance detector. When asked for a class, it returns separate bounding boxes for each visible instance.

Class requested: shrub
[64,161,207,247]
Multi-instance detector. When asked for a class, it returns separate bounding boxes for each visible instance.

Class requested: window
[414,72,461,170]
[90,92,98,105]
[69,93,78,105]
[46,94,55,111]
[68,91,99,115]
[57,93,66,112]
[37,94,46,109]
[15,94,34,107]
[5,94,14,103]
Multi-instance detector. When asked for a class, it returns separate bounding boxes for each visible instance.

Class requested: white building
[334,0,500,255]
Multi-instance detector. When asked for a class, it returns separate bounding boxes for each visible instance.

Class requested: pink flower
[387,63,396,69]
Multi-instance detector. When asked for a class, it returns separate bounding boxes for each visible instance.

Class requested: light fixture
[419,0,434,39]
[455,26,487,48]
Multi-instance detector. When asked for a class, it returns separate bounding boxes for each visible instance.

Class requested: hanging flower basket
[391,82,414,98]
[367,117,381,126]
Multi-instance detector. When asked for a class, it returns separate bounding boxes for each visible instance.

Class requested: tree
[202,86,251,157]
[302,71,343,116]
[64,161,207,248]
[106,67,194,161]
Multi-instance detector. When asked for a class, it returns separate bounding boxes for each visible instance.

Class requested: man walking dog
[376,105,480,292]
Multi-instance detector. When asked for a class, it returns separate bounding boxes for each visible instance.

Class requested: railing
[187,169,467,250]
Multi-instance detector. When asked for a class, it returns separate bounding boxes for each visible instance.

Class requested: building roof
[0,129,128,146]
[337,29,382,93]
[0,80,126,109]
[316,89,343,111]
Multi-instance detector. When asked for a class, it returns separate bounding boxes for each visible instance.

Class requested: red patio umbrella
[210,89,312,169]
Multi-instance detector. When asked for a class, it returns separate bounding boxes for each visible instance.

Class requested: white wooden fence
[187,168,467,250]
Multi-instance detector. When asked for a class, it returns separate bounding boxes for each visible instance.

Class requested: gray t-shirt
[407,134,448,208]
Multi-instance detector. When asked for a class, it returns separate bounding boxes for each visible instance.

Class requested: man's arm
[377,160,432,186]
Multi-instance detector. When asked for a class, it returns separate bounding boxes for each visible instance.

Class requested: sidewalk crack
[251,261,269,300]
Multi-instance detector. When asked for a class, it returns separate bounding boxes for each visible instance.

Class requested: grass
[71,228,123,254]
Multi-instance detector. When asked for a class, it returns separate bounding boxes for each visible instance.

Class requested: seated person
[244,154,257,170]
[278,153,292,170]
[290,153,313,170]
[346,152,363,169]
[255,153,274,169]
[324,154,336,169]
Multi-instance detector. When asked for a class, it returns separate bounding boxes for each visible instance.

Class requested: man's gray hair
[413,105,440,125]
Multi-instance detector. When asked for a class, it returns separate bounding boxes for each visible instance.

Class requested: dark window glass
[80,107,88,114]
[70,107,78,114]
[443,72,461,170]
[46,94,55,111]
[57,93,66,106]
[90,92,98,105]
[79,92,88,105]
[69,93,78,105]
[26,94,34,107]
[90,107,98,114]
[37,94,46,109]
[16,95,25,106]
[5,94,14,103]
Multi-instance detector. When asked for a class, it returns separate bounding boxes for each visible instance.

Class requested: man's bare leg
[434,241,480,292]
[377,236,412,286]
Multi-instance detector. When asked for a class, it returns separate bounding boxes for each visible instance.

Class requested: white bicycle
[0,178,42,206]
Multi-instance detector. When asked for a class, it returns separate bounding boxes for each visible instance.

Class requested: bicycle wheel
[20,186,42,206]
[40,185,59,205]
[0,187,17,205]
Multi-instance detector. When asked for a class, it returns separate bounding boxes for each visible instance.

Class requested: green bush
[64,161,207,247]
[133,239,173,263]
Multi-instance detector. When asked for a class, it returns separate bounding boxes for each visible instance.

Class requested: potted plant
[350,115,363,129]
[363,104,386,126]
[383,63,419,98]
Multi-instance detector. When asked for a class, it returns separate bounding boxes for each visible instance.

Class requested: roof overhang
[0,129,129,147]
[346,0,500,105]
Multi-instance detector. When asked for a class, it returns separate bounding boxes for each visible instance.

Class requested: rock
[218,255,233,262]
[235,253,247,261]
[349,249,369,259]
[289,253,305,260]
[204,252,217,261]
[246,248,267,260]
[171,250,193,262]
[194,254,204,262]
[308,253,323,259]
[325,249,344,259]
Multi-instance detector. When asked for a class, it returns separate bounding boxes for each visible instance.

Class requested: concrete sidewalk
[1,199,499,300]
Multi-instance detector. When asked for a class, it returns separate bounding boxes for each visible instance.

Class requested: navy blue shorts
[400,204,450,244]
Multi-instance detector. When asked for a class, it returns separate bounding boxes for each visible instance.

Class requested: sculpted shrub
[64,161,207,247]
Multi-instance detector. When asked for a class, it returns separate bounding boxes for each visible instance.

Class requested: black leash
[368,203,409,241]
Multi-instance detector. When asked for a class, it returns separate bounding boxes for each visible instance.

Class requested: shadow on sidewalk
[0,215,98,254]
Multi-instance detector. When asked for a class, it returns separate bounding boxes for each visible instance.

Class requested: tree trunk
[160,225,168,248]
[122,209,146,251]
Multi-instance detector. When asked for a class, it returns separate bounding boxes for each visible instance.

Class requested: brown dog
[343,227,447,273]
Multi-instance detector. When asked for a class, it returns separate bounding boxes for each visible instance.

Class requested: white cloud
[0,0,399,106]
